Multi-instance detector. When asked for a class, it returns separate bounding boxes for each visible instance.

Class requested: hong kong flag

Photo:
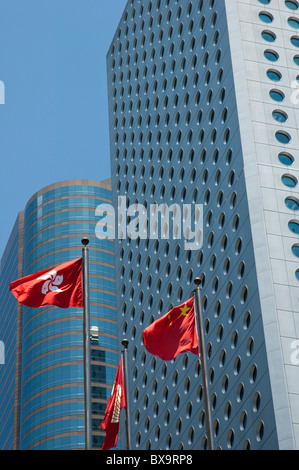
[10,258,83,308]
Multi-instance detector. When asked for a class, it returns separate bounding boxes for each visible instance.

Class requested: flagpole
[121,339,131,450]
[82,237,92,450]
[193,277,214,450]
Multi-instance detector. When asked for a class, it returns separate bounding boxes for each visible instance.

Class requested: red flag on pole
[143,297,199,361]
[100,357,127,450]
[10,258,83,308]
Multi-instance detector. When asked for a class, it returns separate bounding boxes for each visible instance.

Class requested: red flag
[10,258,83,308]
[100,357,126,450]
[143,297,199,361]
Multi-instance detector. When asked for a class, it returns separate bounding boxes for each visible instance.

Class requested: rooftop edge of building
[24,178,112,211]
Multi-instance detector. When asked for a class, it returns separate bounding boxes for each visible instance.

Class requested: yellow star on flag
[169,302,191,326]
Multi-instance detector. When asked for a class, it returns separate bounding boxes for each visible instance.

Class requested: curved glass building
[0,179,118,449]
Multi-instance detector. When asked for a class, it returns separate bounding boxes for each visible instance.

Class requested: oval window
[259,12,274,23]
[266,69,281,81]
[291,36,299,47]
[285,0,299,10]
[292,244,299,257]
[288,220,299,233]
[281,174,298,187]
[269,89,285,101]
[278,152,294,165]
[285,196,299,210]
[262,30,276,42]
[275,131,291,144]
[288,17,299,28]
[272,110,288,122]
[288,17,299,29]
[264,49,279,61]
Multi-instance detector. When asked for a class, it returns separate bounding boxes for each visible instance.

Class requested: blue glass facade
[107,0,279,450]
[0,179,118,449]
[0,214,23,449]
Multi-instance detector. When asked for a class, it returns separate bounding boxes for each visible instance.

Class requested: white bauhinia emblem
[111,384,122,424]
[38,270,64,295]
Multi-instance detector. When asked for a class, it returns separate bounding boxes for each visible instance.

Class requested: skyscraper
[0,179,118,450]
[107,0,299,450]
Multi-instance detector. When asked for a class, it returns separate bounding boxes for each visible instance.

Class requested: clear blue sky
[0,0,126,258]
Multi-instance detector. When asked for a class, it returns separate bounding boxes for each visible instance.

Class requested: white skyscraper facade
[226,0,299,449]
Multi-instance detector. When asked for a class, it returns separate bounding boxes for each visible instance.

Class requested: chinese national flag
[100,357,127,450]
[10,258,83,308]
[143,297,199,361]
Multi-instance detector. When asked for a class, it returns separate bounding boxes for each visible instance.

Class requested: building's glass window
[272,110,288,122]
[278,152,294,165]
[262,30,276,42]
[264,49,279,61]
[259,12,274,23]
[266,69,281,81]
[281,173,298,187]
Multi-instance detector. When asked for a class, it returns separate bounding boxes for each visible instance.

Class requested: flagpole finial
[194,277,201,286]
[81,237,89,246]
[122,339,129,349]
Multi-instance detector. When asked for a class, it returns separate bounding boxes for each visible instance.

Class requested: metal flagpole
[121,339,131,450]
[193,277,214,450]
[81,237,92,450]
